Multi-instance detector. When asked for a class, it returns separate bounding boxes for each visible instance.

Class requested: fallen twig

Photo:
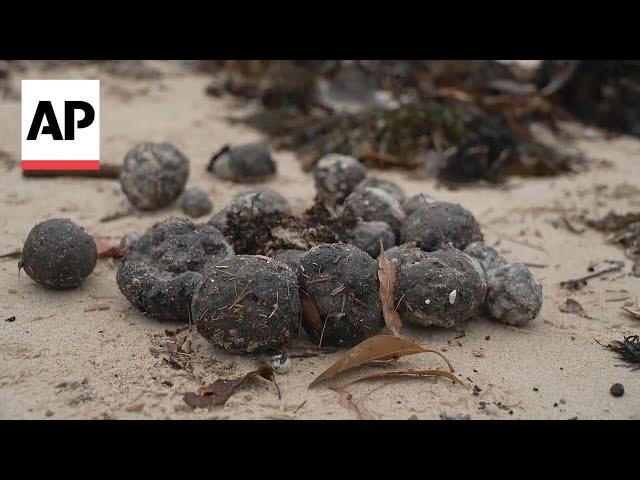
[23,164,121,179]
[560,260,625,290]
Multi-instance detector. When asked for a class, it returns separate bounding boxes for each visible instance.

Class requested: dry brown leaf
[183,392,216,408]
[621,306,640,320]
[184,364,278,408]
[334,387,377,420]
[309,334,453,387]
[377,242,402,336]
[340,369,468,390]
[558,298,591,318]
[301,293,324,340]
[96,240,129,259]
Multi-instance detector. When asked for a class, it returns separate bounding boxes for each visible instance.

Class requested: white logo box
[21,79,100,170]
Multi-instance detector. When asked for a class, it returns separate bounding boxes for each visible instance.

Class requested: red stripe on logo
[22,161,101,171]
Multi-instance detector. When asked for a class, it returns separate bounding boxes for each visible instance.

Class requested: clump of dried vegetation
[193,60,640,183]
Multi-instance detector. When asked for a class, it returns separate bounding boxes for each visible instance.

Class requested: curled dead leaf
[340,369,468,390]
[558,298,591,318]
[184,363,279,409]
[377,242,402,336]
[96,240,129,259]
[301,293,322,331]
[309,334,454,387]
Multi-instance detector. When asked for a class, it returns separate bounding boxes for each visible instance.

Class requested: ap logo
[21,80,100,170]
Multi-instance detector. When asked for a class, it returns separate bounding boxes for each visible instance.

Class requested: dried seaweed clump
[599,335,640,370]
[220,192,346,256]
[587,211,640,260]
[536,60,640,136]
[213,60,586,183]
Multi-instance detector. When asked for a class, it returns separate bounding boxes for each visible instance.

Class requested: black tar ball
[346,221,396,258]
[393,246,487,328]
[342,187,405,235]
[180,186,213,218]
[120,142,189,210]
[313,153,367,205]
[192,255,301,354]
[19,218,97,289]
[208,142,277,183]
[298,243,383,347]
[116,217,233,322]
[271,249,305,272]
[402,193,437,216]
[401,200,483,251]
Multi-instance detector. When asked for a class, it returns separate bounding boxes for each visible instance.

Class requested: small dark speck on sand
[610,383,625,397]
[533,387,539,392]
[485,335,490,340]
[4,316,15,322]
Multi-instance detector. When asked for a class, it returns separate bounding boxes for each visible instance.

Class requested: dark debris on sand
[200,60,592,184]
[222,198,352,256]
[597,335,640,370]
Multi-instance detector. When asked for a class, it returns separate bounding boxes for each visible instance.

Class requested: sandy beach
[0,61,638,420]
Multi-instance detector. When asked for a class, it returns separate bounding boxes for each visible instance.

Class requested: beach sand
[1,61,638,419]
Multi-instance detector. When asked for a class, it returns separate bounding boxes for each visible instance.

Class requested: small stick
[605,297,631,303]
[100,208,134,223]
[293,400,307,414]
[560,261,625,289]
[23,164,122,179]
[0,249,21,259]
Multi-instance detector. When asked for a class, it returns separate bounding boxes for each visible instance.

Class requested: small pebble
[610,383,624,397]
